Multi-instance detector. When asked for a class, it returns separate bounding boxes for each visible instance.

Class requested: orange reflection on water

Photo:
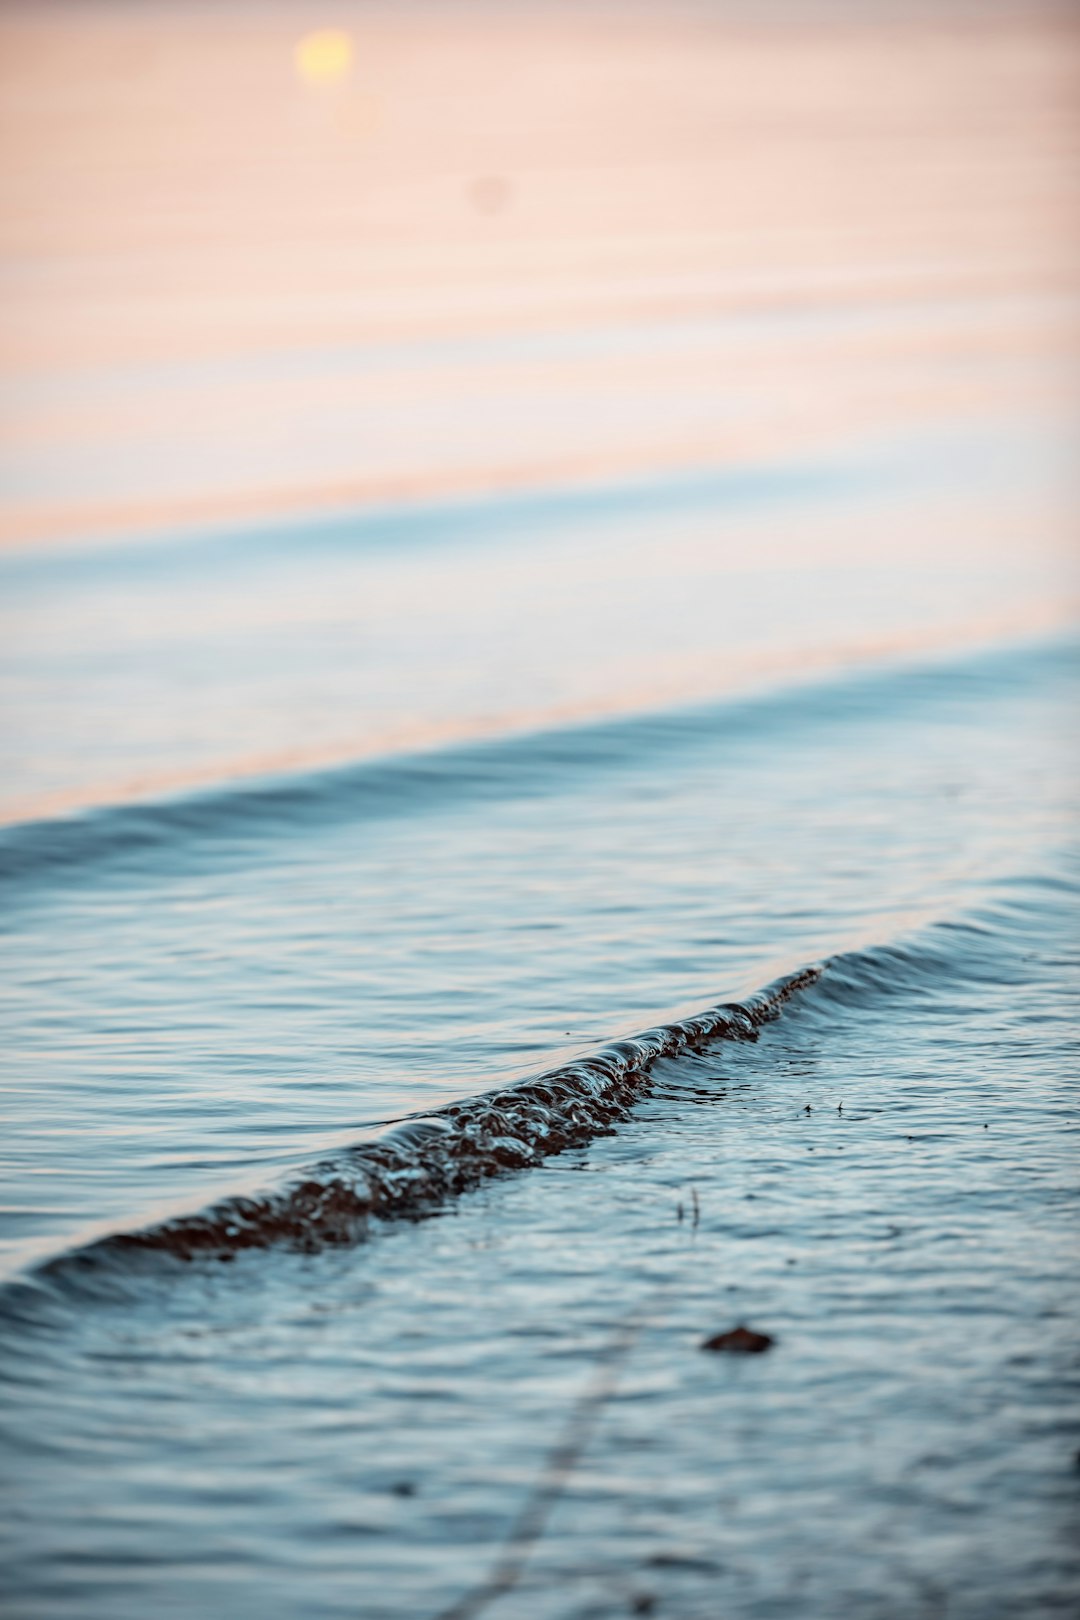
[0,1,1076,550]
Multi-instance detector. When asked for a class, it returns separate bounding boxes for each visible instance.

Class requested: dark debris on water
[700,1325,775,1354]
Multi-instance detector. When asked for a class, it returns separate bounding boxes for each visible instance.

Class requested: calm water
[2,5,1079,1612]
[1,454,1078,1614]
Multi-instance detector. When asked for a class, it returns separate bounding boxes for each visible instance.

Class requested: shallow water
[3,4,1080,1613]
[2,622,1078,1617]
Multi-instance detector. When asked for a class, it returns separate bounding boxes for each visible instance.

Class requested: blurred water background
[1,3,1078,1616]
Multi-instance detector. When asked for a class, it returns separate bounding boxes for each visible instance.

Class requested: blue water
[1,491,1078,1615]
[4,2,1079,1608]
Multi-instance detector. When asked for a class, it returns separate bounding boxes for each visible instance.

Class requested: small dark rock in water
[701,1324,775,1354]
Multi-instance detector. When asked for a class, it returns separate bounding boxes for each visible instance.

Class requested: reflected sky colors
[0,3,1078,825]
[1,8,1079,1618]
[0,1,1077,543]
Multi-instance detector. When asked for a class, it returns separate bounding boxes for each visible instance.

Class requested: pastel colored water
[2,4,1079,1616]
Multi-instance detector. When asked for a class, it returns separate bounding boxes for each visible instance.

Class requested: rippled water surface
[2,5,1080,1613]
[2,626,1078,1619]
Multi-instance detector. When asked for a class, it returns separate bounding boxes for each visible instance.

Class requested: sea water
[1,5,1078,1611]
[0,450,1077,1617]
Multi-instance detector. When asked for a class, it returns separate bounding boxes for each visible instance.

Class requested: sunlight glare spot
[294,29,354,88]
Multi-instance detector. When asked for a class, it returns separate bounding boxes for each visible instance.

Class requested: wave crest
[36,968,820,1279]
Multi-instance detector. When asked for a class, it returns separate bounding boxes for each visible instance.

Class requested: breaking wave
[9,856,1076,1300]
[27,968,820,1284]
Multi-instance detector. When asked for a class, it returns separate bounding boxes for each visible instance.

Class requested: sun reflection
[293,28,353,88]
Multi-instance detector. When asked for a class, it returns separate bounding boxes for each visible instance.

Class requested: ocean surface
[1,458,1079,1618]
[2,4,1080,1616]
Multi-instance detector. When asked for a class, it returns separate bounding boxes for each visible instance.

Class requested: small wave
[1,631,1074,903]
[25,968,820,1286]
[11,863,1077,1298]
